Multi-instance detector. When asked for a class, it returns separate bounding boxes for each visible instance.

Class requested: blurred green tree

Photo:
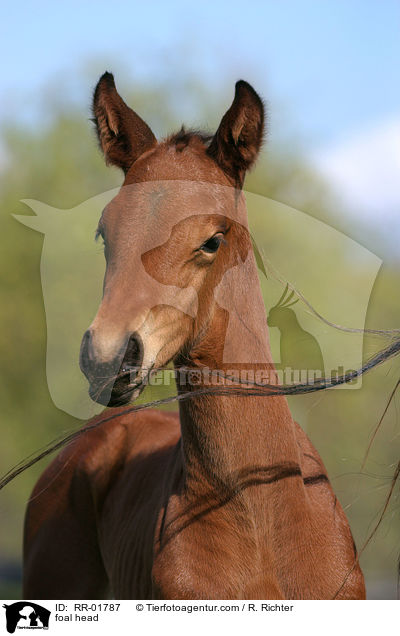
[0,71,398,599]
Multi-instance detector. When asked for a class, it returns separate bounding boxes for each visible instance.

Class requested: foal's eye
[95,229,104,245]
[200,233,224,254]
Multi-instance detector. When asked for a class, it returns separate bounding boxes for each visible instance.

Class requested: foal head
[80,72,264,406]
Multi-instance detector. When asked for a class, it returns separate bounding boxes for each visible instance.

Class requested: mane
[166,126,213,152]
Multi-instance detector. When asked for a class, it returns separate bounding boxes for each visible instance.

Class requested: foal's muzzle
[79,330,144,407]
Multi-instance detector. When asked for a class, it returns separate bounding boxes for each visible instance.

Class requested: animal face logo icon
[3,603,50,633]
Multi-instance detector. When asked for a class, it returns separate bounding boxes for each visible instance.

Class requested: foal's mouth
[82,332,151,407]
[88,364,152,407]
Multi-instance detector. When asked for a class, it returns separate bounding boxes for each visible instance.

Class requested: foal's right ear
[92,72,157,173]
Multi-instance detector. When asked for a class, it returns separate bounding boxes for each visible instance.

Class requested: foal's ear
[207,80,264,186]
[92,72,157,173]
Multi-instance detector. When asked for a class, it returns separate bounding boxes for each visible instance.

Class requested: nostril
[79,329,94,373]
[120,333,143,373]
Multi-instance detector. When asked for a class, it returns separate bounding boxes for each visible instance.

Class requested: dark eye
[95,228,104,244]
[200,234,223,254]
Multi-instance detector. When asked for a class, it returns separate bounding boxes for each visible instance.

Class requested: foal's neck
[176,249,302,505]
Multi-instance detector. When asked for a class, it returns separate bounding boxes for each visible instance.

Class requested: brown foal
[23,73,366,599]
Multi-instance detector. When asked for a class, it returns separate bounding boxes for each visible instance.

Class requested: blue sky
[1,1,399,236]
[1,0,399,147]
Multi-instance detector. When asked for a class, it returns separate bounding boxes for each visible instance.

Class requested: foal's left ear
[207,80,264,187]
[92,72,157,173]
